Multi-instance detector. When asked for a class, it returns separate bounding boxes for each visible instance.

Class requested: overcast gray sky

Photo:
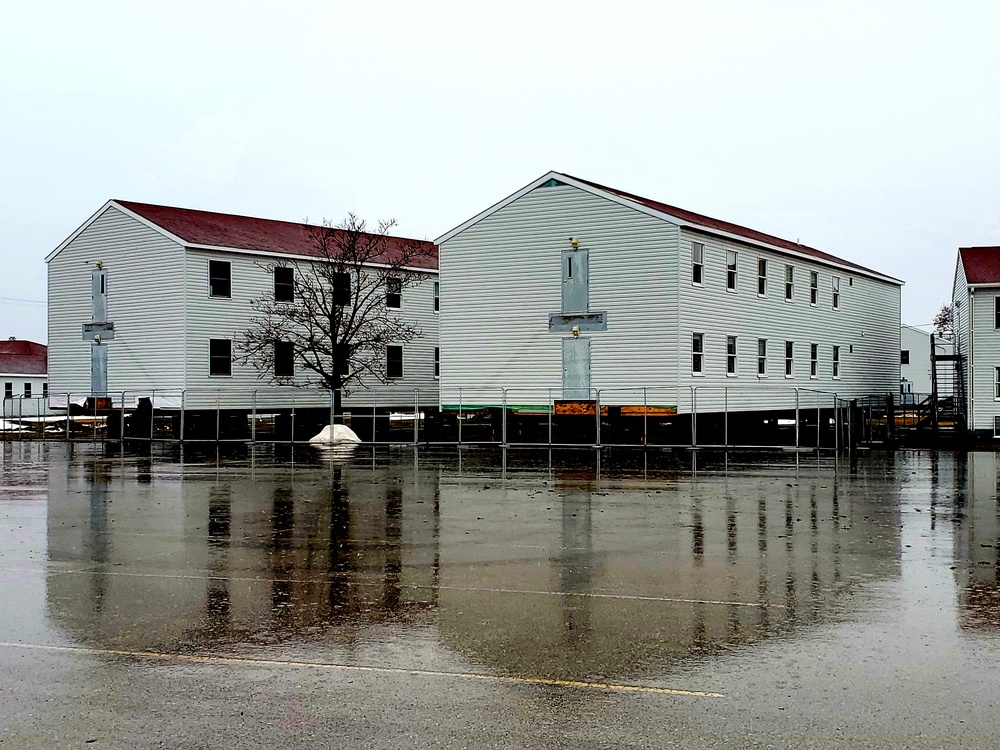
[2,0,997,343]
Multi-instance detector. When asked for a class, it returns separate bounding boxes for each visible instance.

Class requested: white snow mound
[309,424,362,444]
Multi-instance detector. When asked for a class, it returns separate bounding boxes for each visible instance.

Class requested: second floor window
[386,278,402,309]
[3,383,11,400]
[434,281,440,312]
[274,266,294,302]
[209,260,231,298]
[785,265,794,301]
[757,258,767,296]
[24,383,31,398]
[726,250,737,291]
[692,242,704,285]
[833,277,841,310]
[810,271,819,305]
[332,272,351,306]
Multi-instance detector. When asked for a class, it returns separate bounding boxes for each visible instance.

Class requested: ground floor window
[274,341,294,377]
[692,333,704,374]
[785,341,794,377]
[387,345,403,379]
[832,345,840,378]
[810,343,818,377]
[995,367,1000,399]
[757,339,767,376]
[210,339,232,377]
[434,347,440,378]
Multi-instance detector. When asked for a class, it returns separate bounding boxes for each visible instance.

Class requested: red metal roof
[0,340,47,376]
[566,174,888,278]
[114,201,438,270]
[958,247,1000,285]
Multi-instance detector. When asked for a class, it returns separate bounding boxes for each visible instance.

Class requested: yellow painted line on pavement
[0,641,723,698]
[17,568,776,609]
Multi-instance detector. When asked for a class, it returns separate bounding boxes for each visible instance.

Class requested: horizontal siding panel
[183,249,438,409]
[440,184,679,407]
[47,206,185,396]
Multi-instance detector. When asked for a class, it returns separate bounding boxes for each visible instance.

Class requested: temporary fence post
[691,386,697,448]
[328,390,334,436]
[548,388,553,447]
[251,390,257,443]
[795,388,800,449]
[595,389,602,447]
[458,388,463,446]
[724,387,729,449]
[413,389,419,446]
[643,387,648,447]
[65,393,71,441]
[290,389,296,445]
[149,390,155,442]
[373,391,378,445]
[501,389,508,446]
[120,392,126,443]
[216,391,221,443]
[180,390,186,442]
[816,399,821,450]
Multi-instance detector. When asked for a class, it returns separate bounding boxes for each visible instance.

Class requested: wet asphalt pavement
[2,442,1000,749]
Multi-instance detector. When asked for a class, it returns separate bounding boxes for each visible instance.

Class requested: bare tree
[932,303,955,340]
[235,214,436,419]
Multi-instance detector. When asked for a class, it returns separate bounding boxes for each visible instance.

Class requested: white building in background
[46,201,439,412]
[435,171,903,415]
[0,339,50,419]
[899,324,953,397]
[953,246,1000,438]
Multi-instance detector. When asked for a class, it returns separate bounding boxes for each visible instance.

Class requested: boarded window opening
[209,261,231,298]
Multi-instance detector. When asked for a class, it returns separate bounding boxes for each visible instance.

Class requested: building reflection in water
[46,448,902,684]
[955,452,1000,632]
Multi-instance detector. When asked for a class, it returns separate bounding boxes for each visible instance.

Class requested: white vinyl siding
[183,248,438,409]
[439,183,679,408]
[47,205,186,396]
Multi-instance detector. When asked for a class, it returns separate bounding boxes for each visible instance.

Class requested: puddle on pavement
[3,441,999,686]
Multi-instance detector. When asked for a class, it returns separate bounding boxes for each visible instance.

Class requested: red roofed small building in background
[953,247,1000,438]
[0,338,49,419]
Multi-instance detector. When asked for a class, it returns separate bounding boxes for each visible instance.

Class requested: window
[274,266,294,302]
[757,339,767,376]
[810,343,818,377]
[331,272,351,306]
[333,344,350,376]
[726,336,737,376]
[832,277,840,310]
[692,333,704,374]
[274,341,294,377]
[995,367,1000,399]
[386,278,402,309]
[24,383,31,398]
[434,281,440,312]
[43,382,48,399]
[994,416,1000,438]
[691,242,704,285]
[995,297,1000,329]
[785,341,794,377]
[900,350,910,365]
[784,265,794,301]
[3,383,10,400]
[832,345,841,378]
[209,260,231,298]
[809,271,818,305]
[434,346,440,378]
[209,339,232,377]
[726,250,737,291]
[386,345,403,379]
[757,258,767,296]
